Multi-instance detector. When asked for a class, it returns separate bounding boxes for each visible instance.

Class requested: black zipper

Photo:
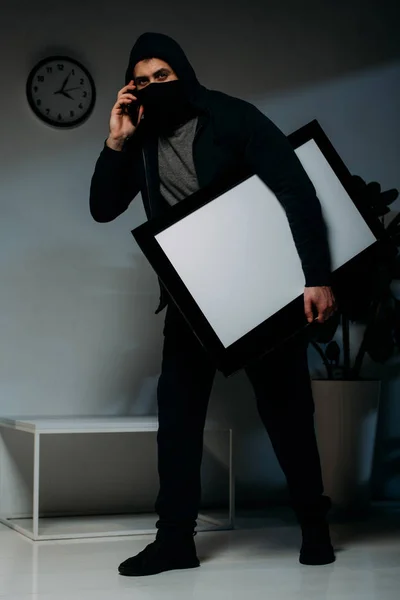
[142,146,153,217]
[193,111,207,145]
[192,113,208,183]
[142,144,166,313]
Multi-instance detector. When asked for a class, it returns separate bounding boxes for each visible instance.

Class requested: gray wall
[0,0,399,510]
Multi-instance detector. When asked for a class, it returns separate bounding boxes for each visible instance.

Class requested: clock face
[26,56,96,128]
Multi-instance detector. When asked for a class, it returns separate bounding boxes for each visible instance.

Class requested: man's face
[133,58,178,90]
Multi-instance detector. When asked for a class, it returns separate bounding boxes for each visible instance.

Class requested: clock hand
[53,71,72,94]
[53,90,73,99]
[57,90,74,100]
[62,86,83,93]
[60,71,72,92]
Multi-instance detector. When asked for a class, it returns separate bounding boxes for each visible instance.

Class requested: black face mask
[135,80,195,135]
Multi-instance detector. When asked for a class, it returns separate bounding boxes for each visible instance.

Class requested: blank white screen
[155,139,376,348]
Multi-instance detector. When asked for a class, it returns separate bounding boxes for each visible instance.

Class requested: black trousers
[155,303,324,533]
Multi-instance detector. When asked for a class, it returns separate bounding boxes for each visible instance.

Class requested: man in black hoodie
[90,32,336,577]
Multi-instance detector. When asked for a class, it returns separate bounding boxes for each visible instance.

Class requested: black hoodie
[90,33,331,312]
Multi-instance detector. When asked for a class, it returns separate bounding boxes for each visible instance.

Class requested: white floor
[0,508,399,600]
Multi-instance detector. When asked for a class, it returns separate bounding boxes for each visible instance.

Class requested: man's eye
[157,73,168,79]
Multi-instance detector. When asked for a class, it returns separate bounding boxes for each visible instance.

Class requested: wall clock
[26,56,96,128]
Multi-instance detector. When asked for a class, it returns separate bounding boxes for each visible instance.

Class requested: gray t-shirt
[158,117,200,206]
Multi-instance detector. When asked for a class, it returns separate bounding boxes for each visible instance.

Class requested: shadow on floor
[196,504,400,562]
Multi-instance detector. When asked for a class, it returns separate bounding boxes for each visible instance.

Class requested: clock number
[72,69,75,75]
[46,109,50,115]
[37,99,42,106]
[83,91,87,98]
[58,113,62,120]
[79,103,83,110]
[33,86,38,92]
[46,67,53,73]
[57,64,64,71]
[37,76,44,82]
[80,78,84,85]
[70,110,75,117]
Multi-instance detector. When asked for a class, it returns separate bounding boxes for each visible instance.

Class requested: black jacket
[90,34,331,312]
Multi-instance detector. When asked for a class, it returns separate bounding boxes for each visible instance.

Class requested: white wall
[0,0,399,510]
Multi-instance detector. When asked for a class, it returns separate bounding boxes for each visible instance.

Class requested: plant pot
[312,379,381,514]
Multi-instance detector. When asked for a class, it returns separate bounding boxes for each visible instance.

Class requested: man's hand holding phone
[106,80,144,151]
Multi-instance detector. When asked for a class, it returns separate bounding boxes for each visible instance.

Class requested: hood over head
[125,33,203,134]
[125,32,201,99]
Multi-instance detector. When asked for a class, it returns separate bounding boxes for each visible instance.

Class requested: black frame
[132,119,388,377]
[26,55,96,129]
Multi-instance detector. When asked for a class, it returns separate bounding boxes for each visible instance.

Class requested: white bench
[0,416,234,541]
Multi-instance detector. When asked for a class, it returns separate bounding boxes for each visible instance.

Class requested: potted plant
[310,176,399,513]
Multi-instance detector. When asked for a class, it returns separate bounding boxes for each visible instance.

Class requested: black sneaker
[299,520,336,565]
[118,534,200,577]
[294,496,336,566]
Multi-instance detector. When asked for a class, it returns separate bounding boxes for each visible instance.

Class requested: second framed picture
[133,120,387,376]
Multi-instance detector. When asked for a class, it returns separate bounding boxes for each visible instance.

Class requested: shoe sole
[119,561,200,577]
[299,554,336,566]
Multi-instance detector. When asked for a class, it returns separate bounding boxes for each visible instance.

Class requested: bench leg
[33,433,40,540]
[229,428,235,528]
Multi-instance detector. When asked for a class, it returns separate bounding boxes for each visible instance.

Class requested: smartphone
[125,87,140,123]
[127,99,140,123]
